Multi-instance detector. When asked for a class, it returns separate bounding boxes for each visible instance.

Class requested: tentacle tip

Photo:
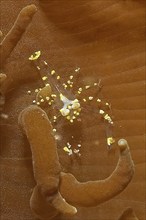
[118,139,129,152]
[18,105,38,129]
[52,192,77,216]
[28,4,37,12]
[71,207,77,215]
[63,206,77,216]
[22,4,37,15]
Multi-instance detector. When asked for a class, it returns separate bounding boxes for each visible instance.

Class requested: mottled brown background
[0,0,145,220]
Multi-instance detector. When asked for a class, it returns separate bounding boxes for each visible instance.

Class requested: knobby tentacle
[18,105,77,219]
[60,139,134,207]
[18,105,134,216]
[118,208,139,220]
[0,4,37,68]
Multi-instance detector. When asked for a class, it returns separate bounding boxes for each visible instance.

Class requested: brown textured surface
[0,0,145,220]
[118,207,139,220]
